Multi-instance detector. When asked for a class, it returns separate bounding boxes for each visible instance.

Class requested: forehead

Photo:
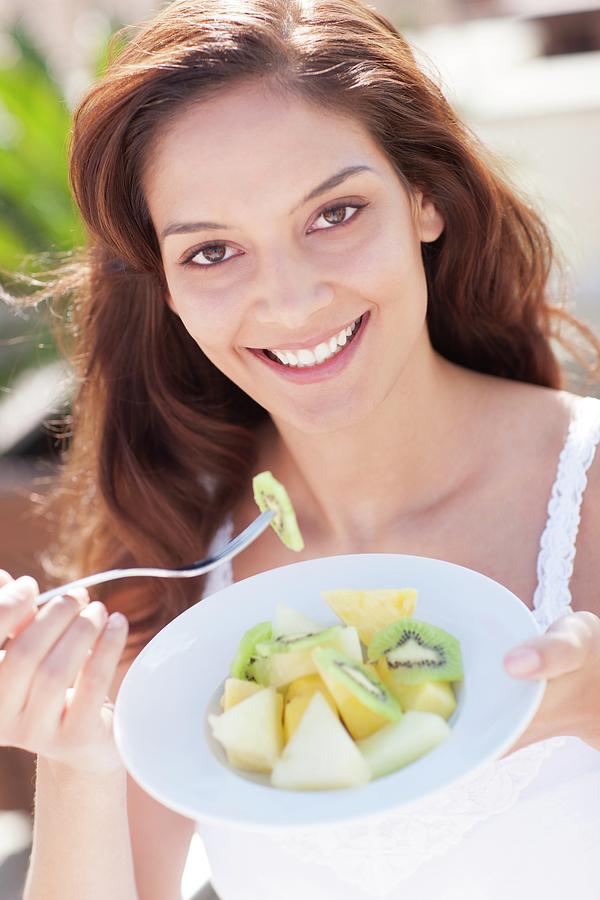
[142,81,388,226]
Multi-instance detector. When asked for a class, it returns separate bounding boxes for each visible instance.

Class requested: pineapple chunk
[283,678,339,743]
[208,687,284,773]
[286,674,338,710]
[321,589,417,646]
[271,692,371,790]
[376,658,456,719]
[284,695,311,743]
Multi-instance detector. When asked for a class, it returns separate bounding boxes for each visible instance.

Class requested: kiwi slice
[367,618,463,685]
[313,647,402,722]
[230,621,272,684]
[255,625,343,657]
[252,471,304,552]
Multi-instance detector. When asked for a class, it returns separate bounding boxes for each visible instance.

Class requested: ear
[414,190,445,243]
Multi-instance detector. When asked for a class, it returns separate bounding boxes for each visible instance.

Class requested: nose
[252,247,334,332]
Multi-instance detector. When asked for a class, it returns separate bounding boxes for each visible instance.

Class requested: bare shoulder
[568,394,600,616]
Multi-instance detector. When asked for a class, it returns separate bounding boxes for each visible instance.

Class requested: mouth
[246,311,370,383]
[260,314,365,369]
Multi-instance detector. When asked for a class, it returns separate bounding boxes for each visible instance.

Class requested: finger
[0,594,85,716]
[505,614,594,679]
[63,613,129,729]
[0,577,39,646]
[0,570,14,587]
[21,603,108,738]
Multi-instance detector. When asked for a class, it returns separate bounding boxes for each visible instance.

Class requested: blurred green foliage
[0,19,126,392]
[0,24,83,389]
[0,24,84,268]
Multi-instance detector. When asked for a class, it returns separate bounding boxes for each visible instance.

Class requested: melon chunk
[271,692,370,790]
[272,603,324,639]
[357,710,451,779]
[208,687,283,773]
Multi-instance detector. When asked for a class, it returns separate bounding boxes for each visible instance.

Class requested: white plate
[114,553,545,831]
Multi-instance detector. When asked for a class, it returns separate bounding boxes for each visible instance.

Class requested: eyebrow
[159,164,374,241]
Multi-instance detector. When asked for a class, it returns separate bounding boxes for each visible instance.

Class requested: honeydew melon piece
[357,710,451,779]
[376,658,456,719]
[321,589,417,646]
[272,603,325,639]
[208,687,283,774]
[271,692,371,790]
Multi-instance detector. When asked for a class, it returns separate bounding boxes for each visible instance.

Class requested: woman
[1,0,599,898]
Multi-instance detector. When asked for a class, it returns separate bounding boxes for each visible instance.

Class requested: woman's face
[142,80,444,434]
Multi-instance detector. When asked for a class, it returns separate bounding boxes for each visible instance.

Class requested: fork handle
[35,509,275,607]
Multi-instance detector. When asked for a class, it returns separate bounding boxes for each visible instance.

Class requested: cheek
[169,286,243,349]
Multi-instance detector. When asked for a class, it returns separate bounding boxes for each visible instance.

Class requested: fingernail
[80,601,108,627]
[8,577,37,603]
[107,612,127,630]
[505,647,541,676]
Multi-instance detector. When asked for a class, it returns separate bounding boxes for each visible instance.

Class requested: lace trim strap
[533,396,600,629]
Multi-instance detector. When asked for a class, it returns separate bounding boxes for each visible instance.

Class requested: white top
[197,395,600,900]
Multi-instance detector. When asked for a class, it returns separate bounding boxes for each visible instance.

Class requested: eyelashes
[179,201,368,270]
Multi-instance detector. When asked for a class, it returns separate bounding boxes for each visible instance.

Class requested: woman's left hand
[503,611,600,755]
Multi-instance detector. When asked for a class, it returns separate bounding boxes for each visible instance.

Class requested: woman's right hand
[0,570,129,775]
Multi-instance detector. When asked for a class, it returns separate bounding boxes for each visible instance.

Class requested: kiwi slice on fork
[252,471,304,552]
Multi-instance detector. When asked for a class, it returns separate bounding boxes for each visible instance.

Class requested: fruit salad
[208,589,464,791]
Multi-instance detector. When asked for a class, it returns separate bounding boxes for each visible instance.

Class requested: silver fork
[35,509,275,607]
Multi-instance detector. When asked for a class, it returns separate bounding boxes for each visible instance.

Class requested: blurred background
[0,0,599,897]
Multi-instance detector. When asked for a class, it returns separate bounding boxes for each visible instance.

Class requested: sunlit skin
[140,79,600,758]
[142,79,491,546]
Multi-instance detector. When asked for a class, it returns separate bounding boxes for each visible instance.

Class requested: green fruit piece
[357,710,452,779]
[367,618,463,685]
[271,603,324,639]
[230,621,272,683]
[252,471,304,552]
[256,625,343,657]
[312,647,402,726]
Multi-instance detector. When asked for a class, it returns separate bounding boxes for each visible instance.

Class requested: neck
[265,343,490,548]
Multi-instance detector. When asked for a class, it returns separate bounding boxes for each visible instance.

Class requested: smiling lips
[261,315,363,368]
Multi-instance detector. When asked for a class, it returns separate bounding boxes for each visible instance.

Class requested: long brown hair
[3,0,599,654]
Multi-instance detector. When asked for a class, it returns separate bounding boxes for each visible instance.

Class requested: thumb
[504,614,592,680]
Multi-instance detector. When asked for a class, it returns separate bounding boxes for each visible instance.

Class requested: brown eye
[311,203,366,232]
[200,245,227,263]
[322,206,349,225]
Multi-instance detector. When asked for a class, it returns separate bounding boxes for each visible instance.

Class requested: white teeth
[297,348,316,366]
[269,315,362,368]
[314,342,331,364]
